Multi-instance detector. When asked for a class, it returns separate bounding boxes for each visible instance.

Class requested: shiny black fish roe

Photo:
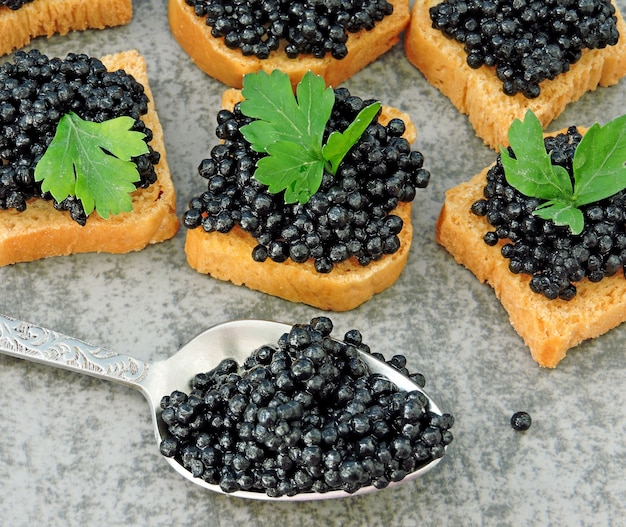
[158,317,454,497]
[471,127,626,300]
[430,0,620,98]
[1,0,32,9]
[510,411,532,430]
[183,87,430,273]
[0,49,159,225]
[186,0,394,60]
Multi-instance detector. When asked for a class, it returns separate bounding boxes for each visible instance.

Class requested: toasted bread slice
[436,129,626,367]
[0,49,179,266]
[405,0,626,149]
[0,0,132,57]
[167,0,410,88]
[184,89,417,311]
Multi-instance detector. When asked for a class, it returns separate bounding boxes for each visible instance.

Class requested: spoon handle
[0,313,149,388]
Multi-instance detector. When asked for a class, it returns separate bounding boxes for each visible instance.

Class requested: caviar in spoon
[157,317,454,498]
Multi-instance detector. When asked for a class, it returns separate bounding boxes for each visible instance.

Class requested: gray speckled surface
[1,1,626,525]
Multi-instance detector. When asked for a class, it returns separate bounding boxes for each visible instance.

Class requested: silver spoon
[0,313,447,501]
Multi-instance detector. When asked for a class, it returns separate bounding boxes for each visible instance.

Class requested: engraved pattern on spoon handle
[0,313,149,386]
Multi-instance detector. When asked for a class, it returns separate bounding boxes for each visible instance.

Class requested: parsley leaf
[34,112,149,219]
[500,111,573,202]
[255,141,325,204]
[239,70,380,204]
[500,110,626,235]
[532,201,584,236]
[572,116,626,205]
[323,101,382,175]
[239,70,334,154]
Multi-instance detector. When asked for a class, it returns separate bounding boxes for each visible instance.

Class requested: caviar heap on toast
[183,70,430,311]
[404,0,626,148]
[429,0,620,99]
[168,0,410,87]
[0,50,157,223]
[187,0,396,60]
[158,316,454,497]
[437,110,626,367]
[473,111,626,300]
[0,49,178,265]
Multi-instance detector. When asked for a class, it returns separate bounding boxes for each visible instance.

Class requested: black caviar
[158,317,453,497]
[182,87,430,273]
[187,0,394,60]
[1,0,32,9]
[0,50,160,224]
[430,0,620,98]
[510,411,532,430]
[472,126,626,300]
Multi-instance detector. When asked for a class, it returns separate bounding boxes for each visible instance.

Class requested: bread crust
[405,0,626,150]
[0,50,179,266]
[0,0,132,57]
[436,129,626,367]
[184,91,418,311]
[167,0,410,88]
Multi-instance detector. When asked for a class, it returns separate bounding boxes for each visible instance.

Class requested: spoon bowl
[0,314,447,500]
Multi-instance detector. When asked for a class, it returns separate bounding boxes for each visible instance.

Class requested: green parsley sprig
[34,112,149,219]
[239,70,381,204]
[500,110,626,235]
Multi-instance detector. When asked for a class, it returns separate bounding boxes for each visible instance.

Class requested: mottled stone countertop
[1,1,626,525]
